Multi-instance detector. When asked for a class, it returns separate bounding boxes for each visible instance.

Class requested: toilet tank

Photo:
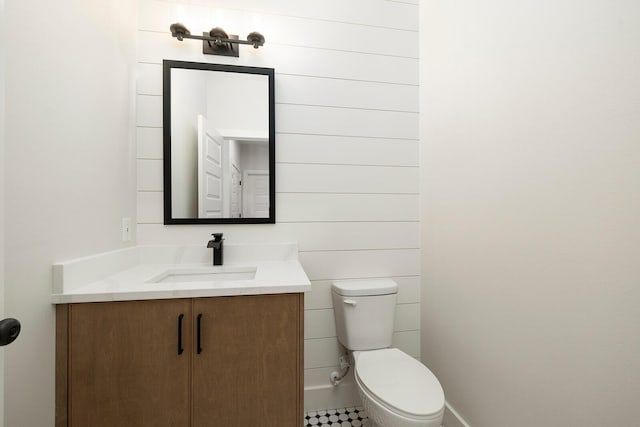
[332,279,398,351]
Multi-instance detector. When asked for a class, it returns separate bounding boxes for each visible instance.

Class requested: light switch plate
[122,218,132,242]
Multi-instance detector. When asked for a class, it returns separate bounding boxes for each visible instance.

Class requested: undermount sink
[148,266,257,284]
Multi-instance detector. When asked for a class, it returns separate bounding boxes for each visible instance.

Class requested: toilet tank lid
[332,279,398,297]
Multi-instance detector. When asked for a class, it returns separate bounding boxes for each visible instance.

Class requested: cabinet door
[68,299,192,427]
[193,294,302,427]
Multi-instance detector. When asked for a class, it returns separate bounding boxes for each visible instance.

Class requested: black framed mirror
[163,60,275,224]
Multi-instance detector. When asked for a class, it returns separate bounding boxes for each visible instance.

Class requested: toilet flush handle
[343,300,357,306]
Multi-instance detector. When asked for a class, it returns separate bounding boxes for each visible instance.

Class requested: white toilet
[332,279,445,427]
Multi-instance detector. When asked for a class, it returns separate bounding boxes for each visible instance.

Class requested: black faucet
[207,233,224,266]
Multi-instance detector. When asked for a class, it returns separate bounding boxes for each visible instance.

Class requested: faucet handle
[211,233,224,242]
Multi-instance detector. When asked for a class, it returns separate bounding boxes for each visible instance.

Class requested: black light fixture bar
[175,33,262,47]
[170,23,265,57]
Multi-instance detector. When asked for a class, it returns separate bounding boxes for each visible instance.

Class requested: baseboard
[304,384,359,412]
[444,401,471,427]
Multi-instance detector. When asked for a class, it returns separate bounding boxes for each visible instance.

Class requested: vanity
[51,58,296,426]
[52,243,310,427]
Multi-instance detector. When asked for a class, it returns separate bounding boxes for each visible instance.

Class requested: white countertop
[52,243,311,304]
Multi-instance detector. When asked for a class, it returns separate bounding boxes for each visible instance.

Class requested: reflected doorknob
[0,318,21,346]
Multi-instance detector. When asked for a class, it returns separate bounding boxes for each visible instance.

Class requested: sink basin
[148,266,257,284]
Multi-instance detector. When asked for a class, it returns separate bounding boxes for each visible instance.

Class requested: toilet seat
[354,348,445,420]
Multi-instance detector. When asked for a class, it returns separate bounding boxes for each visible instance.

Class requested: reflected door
[230,165,242,218]
[243,170,269,218]
[197,115,223,218]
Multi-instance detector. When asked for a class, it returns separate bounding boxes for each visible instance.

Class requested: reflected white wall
[206,72,268,136]
[171,69,207,218]
[239,141,269,171]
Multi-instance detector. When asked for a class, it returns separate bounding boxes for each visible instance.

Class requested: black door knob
[0,318,21,346]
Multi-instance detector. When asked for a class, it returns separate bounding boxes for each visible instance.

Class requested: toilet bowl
[353,349,444,427]
[332,279,445,427]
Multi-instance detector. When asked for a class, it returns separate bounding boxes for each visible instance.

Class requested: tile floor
[304,407,369,426]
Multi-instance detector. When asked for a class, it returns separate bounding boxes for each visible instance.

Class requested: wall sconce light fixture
[170,23,265,57]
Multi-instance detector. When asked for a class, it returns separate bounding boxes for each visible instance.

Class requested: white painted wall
[0,1,5,424]
[3,1,136,425]
[420,1,640,426]
[135,0,419,410]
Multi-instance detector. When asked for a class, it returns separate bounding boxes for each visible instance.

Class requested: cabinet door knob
[197,313,203,354]
[177,314,184,355]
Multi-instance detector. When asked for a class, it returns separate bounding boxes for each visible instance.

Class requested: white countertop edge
[51,283,311,304]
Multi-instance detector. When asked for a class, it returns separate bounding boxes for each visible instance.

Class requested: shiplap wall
[135,0,419,410]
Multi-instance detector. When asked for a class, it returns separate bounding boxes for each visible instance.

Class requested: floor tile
[304,406,369,426]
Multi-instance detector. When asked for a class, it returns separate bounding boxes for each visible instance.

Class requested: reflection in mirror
[163,61,275,224]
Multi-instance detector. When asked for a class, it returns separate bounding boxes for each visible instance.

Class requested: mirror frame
[162,60,276,224]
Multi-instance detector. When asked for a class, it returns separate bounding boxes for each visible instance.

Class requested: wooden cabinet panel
[57,294,303,427]
[192,294,302,427]
[67,299,192,427]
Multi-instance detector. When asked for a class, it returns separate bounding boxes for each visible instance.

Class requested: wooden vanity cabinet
[57,299,192,427]
[56,293,304,427]
[192,294,301,426]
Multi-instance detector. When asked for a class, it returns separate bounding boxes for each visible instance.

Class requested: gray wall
[419,1,640,425]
